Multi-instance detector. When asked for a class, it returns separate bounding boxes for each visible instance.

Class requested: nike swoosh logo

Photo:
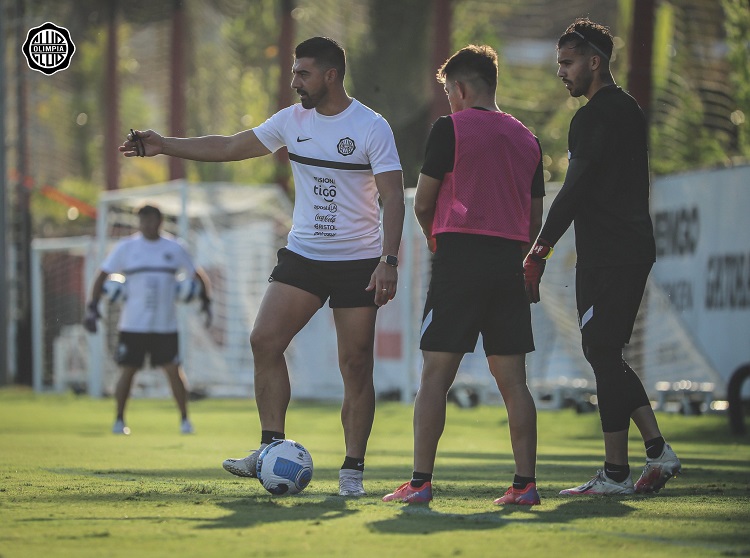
[357,462,365,467]
[296,136,312,142]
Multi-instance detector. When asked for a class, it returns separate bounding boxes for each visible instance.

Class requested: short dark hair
[295,37,346,79]
[558,18,614,61]
[437,44,498,91]
[137,204,162,219]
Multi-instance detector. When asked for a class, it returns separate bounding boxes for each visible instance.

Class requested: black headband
[571,30,610,61]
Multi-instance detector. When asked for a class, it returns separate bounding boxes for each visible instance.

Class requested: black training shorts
[269,247,379,308]
[419,233,534,356]
[115,332,180,368]
[576,263,652,347]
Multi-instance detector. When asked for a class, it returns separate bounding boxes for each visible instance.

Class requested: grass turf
[0,387,748,557]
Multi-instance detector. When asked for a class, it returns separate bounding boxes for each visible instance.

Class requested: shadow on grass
[182,491,637,535]
[16,491,361,530]
[368,498,636,534]
[43,448,748,499]
[196,495,358,530]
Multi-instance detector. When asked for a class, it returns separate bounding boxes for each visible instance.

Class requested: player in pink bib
[384,45,544,506]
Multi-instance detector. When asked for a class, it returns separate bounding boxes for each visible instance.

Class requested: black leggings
[583,344,651,432]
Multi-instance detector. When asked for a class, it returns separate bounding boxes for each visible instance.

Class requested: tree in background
[185,0,281,186]
[722,0,750,159]
[10,0,750,239]
[348,0,433,189]
[649,0,746,174]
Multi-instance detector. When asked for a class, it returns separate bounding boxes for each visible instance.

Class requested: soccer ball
[174,275,201,303]
[256,439,313,495]
[102,275,127,303]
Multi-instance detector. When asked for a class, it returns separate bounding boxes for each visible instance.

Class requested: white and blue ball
[256,439,313,495]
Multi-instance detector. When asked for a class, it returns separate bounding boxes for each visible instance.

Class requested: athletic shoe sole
[222,459,258,478]
[635,463,681,493]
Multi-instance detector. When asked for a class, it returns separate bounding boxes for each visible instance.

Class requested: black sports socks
[410,471,432,488]
[342,456,365,472]
[513,475,536,490]
[645,436,665,459]
[604,461,630,483]
[260,430,285,445]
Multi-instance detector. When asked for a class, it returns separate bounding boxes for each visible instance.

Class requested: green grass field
[1,387,748,558]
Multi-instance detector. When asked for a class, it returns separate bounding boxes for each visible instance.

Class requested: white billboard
[651,165,750,388]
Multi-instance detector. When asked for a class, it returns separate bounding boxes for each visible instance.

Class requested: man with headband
[525,18,681,496]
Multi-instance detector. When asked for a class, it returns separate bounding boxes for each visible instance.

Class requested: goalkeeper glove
[83,301,101,333]
[427,235,437,254]
[523,238,553,303]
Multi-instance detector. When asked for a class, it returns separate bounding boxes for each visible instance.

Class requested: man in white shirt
[84,204,210,435]
[120,37,405,496]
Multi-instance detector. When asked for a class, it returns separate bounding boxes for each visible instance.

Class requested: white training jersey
[100,233,196,333]
[253,99,402,261]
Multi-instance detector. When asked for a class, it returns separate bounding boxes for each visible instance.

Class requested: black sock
[644,436,665,459]
[513,474,536,490]
[341,456,364,472]
[410,471,432,488]
[260,430,285,445]
[604,461,630,483]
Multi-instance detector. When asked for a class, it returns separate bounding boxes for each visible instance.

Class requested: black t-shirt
[539,86,656,268]
[421,109,546,199]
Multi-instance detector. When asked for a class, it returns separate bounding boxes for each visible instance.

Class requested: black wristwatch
[379,255,398,267]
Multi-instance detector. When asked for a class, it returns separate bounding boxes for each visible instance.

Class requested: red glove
[83,301,101,333]
[523,238,553,303]
[426,235,436,254]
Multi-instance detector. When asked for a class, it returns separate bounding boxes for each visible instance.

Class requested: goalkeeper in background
[524,18,681,495]
[83,204,211,436]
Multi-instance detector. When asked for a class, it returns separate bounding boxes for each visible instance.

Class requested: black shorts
[576,263,652,347]
[115,332,180,368]
[269,247,379,308]
[419,233,534,356]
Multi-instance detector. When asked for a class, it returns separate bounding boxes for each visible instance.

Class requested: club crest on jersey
[337,137,356,156]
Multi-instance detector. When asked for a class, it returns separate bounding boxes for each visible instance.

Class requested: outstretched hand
[119,129,163,158]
